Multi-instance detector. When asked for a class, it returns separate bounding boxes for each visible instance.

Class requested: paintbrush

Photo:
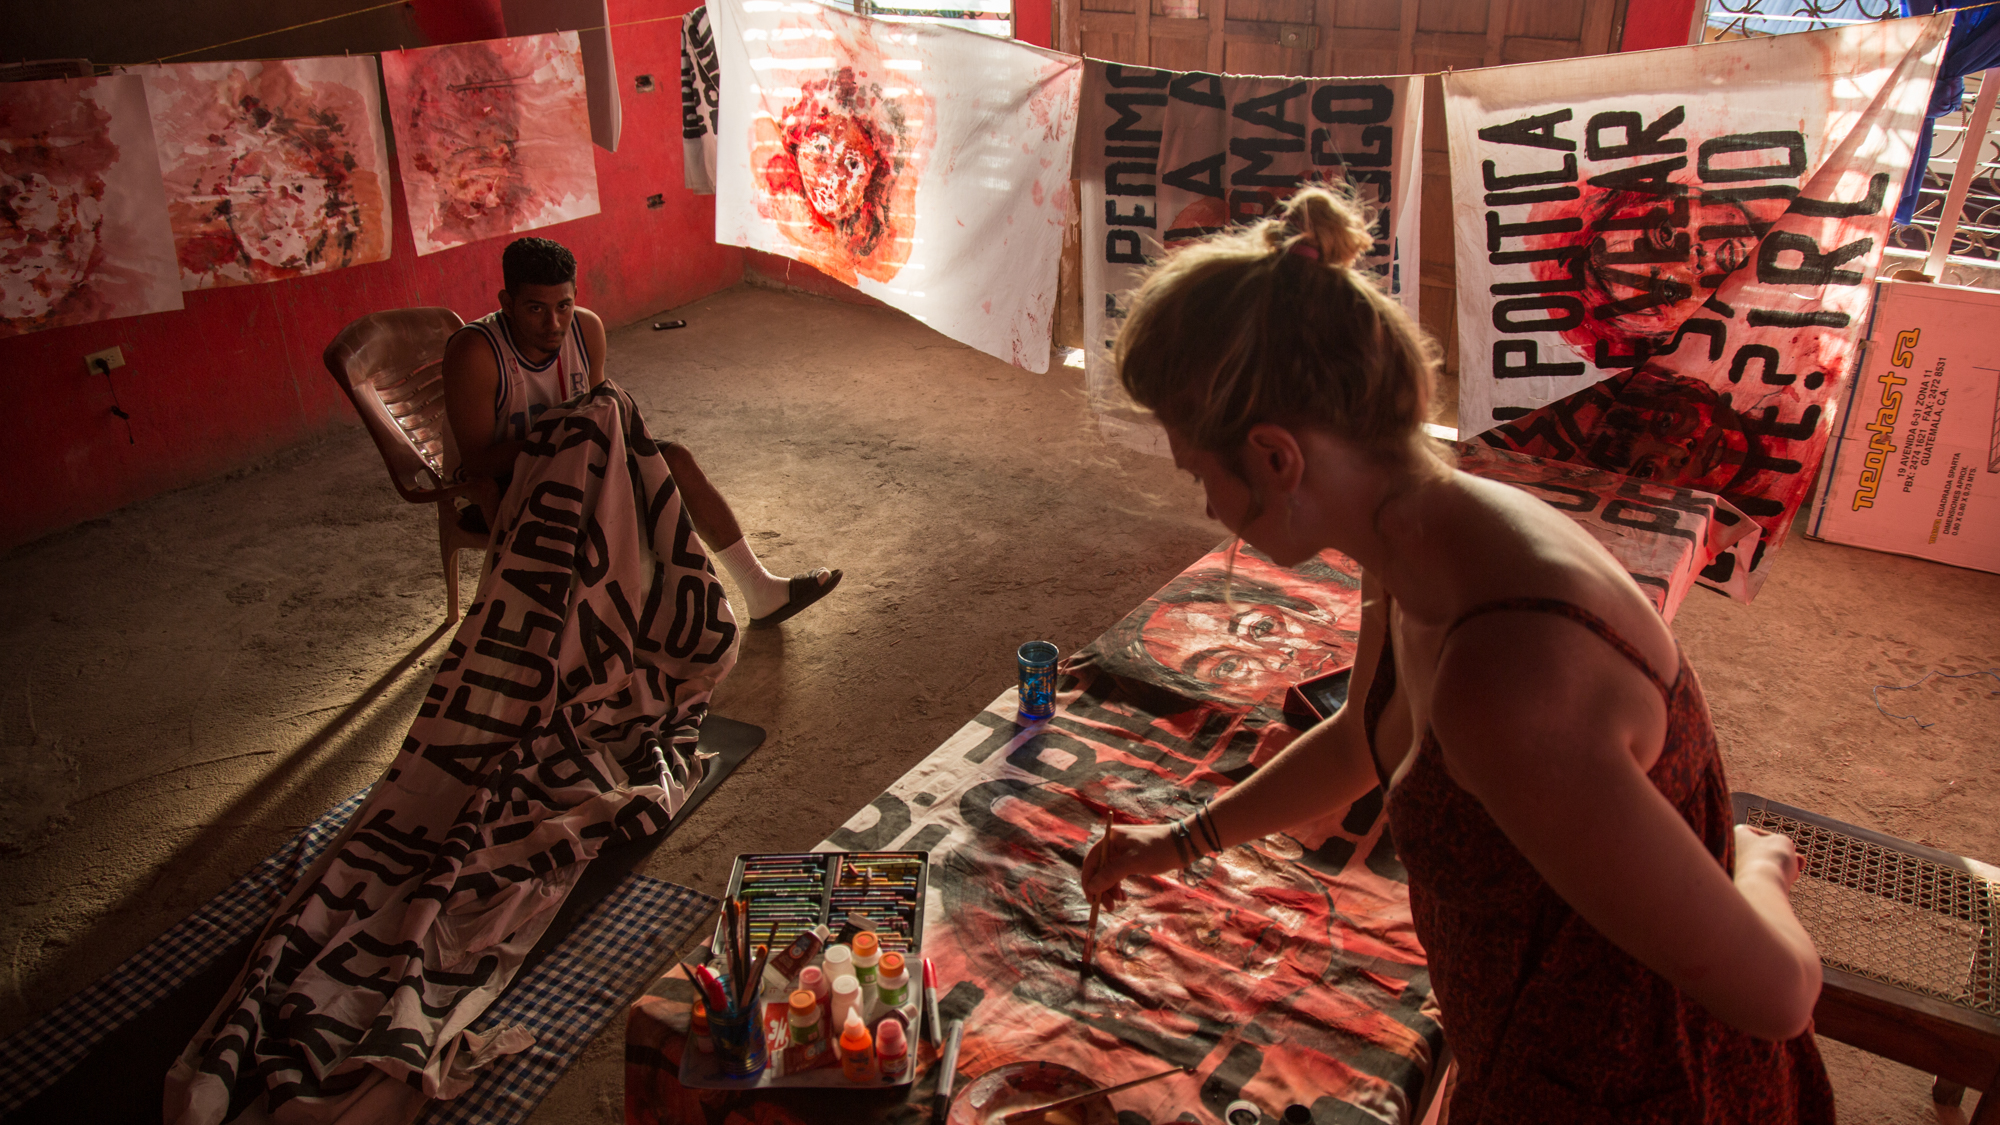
[1080,811,1111,988]
[998,1065,1189,1124]
[748,944,769,1007]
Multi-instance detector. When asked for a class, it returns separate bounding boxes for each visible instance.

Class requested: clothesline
[99,0,2000,78]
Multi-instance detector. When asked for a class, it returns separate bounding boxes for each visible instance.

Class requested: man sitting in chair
[444,236,840,627]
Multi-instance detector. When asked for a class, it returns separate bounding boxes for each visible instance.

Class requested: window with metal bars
[809,0,1015,38]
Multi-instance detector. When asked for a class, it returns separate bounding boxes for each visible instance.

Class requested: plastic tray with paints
[680,850,930,1090]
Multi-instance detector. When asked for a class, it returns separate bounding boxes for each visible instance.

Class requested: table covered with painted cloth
[626,542,1445,1125]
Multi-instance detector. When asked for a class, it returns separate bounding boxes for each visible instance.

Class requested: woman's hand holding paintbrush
[1079,818,1181,911]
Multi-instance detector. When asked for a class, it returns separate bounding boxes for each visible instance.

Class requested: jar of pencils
[708,1000,768,1078]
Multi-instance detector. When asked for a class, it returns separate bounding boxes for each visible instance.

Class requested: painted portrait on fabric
[0,75,182,336]
[136,57,392,288]
[748,18,935,287]
[381,32,601,256]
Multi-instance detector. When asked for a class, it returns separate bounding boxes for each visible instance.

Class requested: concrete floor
[1,283,1995,1122]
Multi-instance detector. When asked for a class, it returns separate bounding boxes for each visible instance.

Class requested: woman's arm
[1082,569,1391,903]
[1430,614,1821,1041]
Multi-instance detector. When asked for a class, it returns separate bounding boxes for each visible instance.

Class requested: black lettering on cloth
[1004,727,1099,781]
[1696,185,1797,241]
[420,738,512,783]
[1105,64,1171,89]
[1161,151,1225,198]
[554,413,614,462]
[297,879,381,921]
[1755,230,1871,287]
[1480,408,1576,452]
[1490,246,1587,294]
[670,508,709,572]
[577,600,637,684]
[1524,482,1600,513]
[607,566,668,653]
[609,793,674,843]
[1487,185,1579,206]
[1699,551,1736,583]
[353,811,446,856]
[1791,172,1889,218]
[1105,92,1167,143]
[1310,124,1390,168]
[662,574,709,659]
[696,580,736,664]
[1231,136,1305,185]
[1603,499,1699,543]
[512,520,580,568]
[1668,317,1728,361]
[536,741,616,795]
[482,598,563,651]
[1593,338,1656,370]
[1587,158,1689,198]
[1746,308,1850,330]
[527,480,584,527]
[1492,296,1585,333]
[321,937,423,995]
[1169,71,1223,107]
[1106,231,1148,264]
[1478,108,1575,151]
[1312,83,1392,124]
[1106,199,1156,227]
[332,842,429,885]
[1727,343,1797,386]
[1106,162,1157,196]
[575,515,610,587]
[527,838,581,877]
[1494,340,1585,380]
[1232,82,1307,135]
[500,567,569,617]
[1584,107,1687,161]
[467,639,557,700]
[1588,265,1691,318]
[643,471,680,543]
[1484,153,1577,192]
[1697,131,1807,182]
[442,685,541,740]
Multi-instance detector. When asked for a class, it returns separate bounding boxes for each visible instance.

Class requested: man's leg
[662,441,840,625]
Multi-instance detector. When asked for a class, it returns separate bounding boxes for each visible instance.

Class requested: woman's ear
[1242,423,1305,493]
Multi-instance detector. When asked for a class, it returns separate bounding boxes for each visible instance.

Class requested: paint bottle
[822,942,854,986]
[875,951,911,1012]
[852,932,882,999]
[800,964,832,1026]
[787,989,825,1062]
[763,924,829,994]
[691,999,713,1053]
[874,1012,910,1083]
[829,972,863,1033]
[839,1009,879,1082]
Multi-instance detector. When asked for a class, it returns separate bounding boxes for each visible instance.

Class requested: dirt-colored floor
[2,283,1995,1123]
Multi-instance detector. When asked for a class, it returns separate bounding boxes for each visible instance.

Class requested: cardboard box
[1809,279,2000,575]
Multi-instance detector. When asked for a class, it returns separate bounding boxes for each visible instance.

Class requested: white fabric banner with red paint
[1445,17,1948,599]
[710,0,1081,373]
[1076,62,1423,454]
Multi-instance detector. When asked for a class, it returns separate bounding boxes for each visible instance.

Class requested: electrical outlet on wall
[85,346,125,374]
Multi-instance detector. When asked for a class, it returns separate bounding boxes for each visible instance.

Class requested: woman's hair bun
[1268,185,1372,269]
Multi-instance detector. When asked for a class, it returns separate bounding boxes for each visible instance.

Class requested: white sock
[714,537,792,618]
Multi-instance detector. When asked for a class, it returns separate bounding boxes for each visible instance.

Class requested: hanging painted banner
[1,74,182,337]
[1077,62,1423,454]
[711,0,1081,373]
[164,385,737,1124]
[382,31,602,257]
[680,4,719,194]
[1446,17,1949,599]
[502,0,624,152]
[133,57,394,289]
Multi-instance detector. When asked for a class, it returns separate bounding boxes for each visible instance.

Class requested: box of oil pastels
[680,850,930,1090]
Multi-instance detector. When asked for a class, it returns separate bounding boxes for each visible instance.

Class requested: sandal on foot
[750,568,842,628]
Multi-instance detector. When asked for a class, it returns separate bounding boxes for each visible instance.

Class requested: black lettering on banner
[1587,158,1689,198]
[1161,152,1225,198]
[1490,246,1586,294]
[1755,230,1872,286]
[575,515,610,587]
[1492,296,1585,333]
[1311,84,1392,124]
[1493,340,1585,380]
[1478,109,1576,151]
[1232,82,1307,135]
[577,601,636,684]
[697,580,736,664]
[1106,163,1156,196]
[1727,343,1796,386]
[512,520,579,567]
[465,639,557,700]
[501,567,568,616]
[1531,482,1600,513]
[1747,308,1850,330]
[1106,231,1147,264]
[1105,64,1171,89]
[1589,265,1691,318]
[481,597,562,651]
[1484,154,1578,192]
[643,471,680,542]
[1697,131,1807,182]
[670,509,708,572]
[1488,212,1582,253]
[1231,136,1305,186]
[1169,71,1223,107]
[1791,172,1889,218]
[1602,500,1698,543]
[1594,338,1656,369]
[662,574,707,659]
[1106,199,1156,227]
[527,480,584,527]
[1584,107,1687,160]
[1695,185,1796,241]
[1311,125,1391,168]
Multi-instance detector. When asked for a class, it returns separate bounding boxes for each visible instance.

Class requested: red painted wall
[1621,0,1702,50]
[0,0,743,550]
[1014,0,1053,49]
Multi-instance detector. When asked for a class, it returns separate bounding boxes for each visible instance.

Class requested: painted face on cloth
[794,117,877,224]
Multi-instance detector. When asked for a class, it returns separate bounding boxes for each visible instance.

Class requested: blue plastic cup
[1018,641,1059,721]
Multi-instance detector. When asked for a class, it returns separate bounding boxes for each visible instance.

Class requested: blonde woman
[1079,187,1833,1123]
